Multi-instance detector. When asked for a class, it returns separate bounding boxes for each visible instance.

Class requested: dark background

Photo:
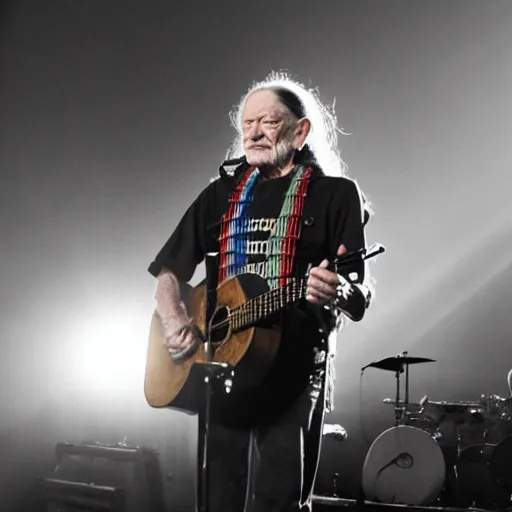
[1,0,511,510]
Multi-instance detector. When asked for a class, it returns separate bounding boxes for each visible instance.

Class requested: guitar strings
[209,251,366,332]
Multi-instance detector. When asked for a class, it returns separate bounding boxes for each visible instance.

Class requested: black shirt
[148,163,368,423]
[148,164,367,285]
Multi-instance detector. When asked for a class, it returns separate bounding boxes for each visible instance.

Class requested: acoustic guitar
[144,245,384,412]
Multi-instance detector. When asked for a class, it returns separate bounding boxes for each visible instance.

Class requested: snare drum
[362,426,445,505]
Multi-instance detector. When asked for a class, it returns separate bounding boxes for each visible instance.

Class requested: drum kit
[361,352,512,510]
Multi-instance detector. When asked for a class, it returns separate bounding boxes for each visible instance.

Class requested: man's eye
[264,120,279,125]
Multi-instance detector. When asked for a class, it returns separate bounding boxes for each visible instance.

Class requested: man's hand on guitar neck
[306,244,364,321]
[306,244,353,306]
[155,271,198,358]
[306,244,369,322]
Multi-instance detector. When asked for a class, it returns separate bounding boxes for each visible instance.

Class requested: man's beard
[246,138,295,171]
[274,138,295,169]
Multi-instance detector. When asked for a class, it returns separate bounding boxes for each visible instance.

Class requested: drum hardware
[419,397,490,456]
[382,397,440,434]
[422,399,486,420]
[381,398,422,411]
[362,355,512,508]
[361,353,446,506]
[420,395,512,451]
[424,396,512,509]
[362,351,436,425]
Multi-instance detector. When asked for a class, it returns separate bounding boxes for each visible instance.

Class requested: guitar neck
[230,243,385,332]
[231,278,307,331]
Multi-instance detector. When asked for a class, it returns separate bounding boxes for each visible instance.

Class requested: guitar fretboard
[230,277,307,331]
[215,243,384,334]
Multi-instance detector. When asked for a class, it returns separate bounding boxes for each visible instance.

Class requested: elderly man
[149,72,373,512]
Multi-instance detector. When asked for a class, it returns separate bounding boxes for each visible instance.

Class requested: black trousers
[205,370,326,512]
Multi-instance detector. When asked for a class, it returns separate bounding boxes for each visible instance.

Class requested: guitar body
[144,273,281,413]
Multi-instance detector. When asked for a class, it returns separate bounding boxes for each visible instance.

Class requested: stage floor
[312,495,499,512]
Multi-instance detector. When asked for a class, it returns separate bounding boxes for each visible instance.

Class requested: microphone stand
[194,253,233,512]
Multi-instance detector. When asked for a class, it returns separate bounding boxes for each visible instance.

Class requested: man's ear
[295,117,311,150]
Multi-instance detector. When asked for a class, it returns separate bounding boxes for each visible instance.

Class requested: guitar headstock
[330,243,386,274]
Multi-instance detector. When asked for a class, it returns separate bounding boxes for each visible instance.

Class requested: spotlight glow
[67,305,150,394]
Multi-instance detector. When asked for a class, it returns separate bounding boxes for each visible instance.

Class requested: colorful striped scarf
[218,165,313,289]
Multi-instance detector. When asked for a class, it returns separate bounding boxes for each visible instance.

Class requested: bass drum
[456,444,508,509]
[491,434,512,494]
[362,426,445,505]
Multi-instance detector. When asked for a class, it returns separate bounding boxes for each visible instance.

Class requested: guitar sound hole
[209,307,230,346]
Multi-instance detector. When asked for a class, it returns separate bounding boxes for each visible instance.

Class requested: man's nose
[246,122,263,141]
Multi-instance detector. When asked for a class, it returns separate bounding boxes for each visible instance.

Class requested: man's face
[241,89,296,168]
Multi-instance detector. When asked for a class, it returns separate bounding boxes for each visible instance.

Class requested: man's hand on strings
[306,244,353,307]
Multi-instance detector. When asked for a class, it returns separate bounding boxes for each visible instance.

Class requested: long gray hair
[225,70,350,178]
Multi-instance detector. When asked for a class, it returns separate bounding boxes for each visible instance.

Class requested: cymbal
[364,354,436,372]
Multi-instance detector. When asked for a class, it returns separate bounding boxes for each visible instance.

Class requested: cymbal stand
[393,352,411,426]
[394,367,402,425]
[404,351,410,408]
